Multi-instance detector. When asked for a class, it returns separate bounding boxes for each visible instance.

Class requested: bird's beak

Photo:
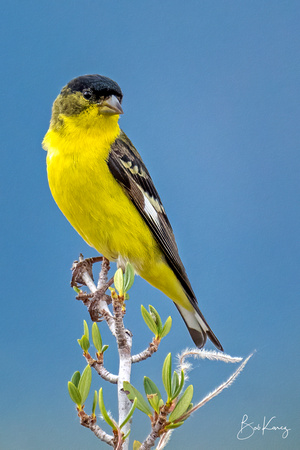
[98,95,123,115]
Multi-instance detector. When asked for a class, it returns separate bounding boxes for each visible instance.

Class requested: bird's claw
[71,254,103,287]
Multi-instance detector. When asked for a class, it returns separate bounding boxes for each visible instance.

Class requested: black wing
[107,131,197,306]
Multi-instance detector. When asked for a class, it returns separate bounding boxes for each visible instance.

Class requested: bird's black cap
[64,74,123,99]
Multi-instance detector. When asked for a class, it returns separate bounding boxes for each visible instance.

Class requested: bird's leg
[89,257,114,324]
[71,255,115,332]
[97,256,111,290]
[71,253,103,288]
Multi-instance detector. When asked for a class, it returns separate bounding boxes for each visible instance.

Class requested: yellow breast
[43,109,159,271]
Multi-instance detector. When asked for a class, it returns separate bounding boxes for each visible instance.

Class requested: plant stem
[113,298,133,450]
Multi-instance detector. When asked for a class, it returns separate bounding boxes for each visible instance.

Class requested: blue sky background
[1,1,299,449]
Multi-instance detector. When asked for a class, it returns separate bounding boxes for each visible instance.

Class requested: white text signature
[237,414,290,440]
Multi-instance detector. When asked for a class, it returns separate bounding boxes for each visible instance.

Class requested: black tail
[174,302,223,351]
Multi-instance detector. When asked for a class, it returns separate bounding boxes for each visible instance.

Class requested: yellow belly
[47,147,156,267]
[44,119,190,310]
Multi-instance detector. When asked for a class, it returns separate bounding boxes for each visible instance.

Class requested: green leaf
[161,316,172,338]
[73,285,81,293]
[169,385,194,422]
[133,441,142,450]
[171,371,179,398]
[162,353,172,401]
[124,293,130,300]
[99,388,117,429]
[141,305,158,335]
[146,393,160,413]
[143,377,162,401]
[71,371,81,388]
[149,305,163,335]
[83,320,89,340]
[120,397,137,429]
[78,365,92,405]
[122,429,131,441]
[77,335,90,353]
[68,381,82,407]
[114,267,124,295]
[186,403,193,413]
[92,390,97,416]
[171,370,185,400]
[123,381,152,416]
[101,344,109,353]
[124,263,135,292]
[165,421,185,429]
[92,322,102,352]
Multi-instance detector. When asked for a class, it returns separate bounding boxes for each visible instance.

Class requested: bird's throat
[43,107,121,159]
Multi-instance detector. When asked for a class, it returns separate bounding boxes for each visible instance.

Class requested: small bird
[43,74,223,351]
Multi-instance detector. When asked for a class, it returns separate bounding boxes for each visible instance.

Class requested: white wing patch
[143,194,160,225]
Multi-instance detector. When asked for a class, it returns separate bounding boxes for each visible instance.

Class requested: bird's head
[50,74,123,130]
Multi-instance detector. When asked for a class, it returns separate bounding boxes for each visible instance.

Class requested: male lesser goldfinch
[43,74,223,351]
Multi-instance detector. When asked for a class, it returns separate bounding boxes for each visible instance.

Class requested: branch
[112,296,129,348]
[177,348,243,380]
[131,338,160,363]
[71,256,135,449]
[141,351,253,449]
[72,256,115,334]
[92,361,118,385]
[84,352,118,384]
[92,257,115,330]
[155,431,173,450]
[78,410,114,447]
[97,257,112,289]
[70,257,252,450]
[139,405,170,450]
[178,353,254,422]
[71,255,102,287]
[91,288,115,334]
[112,295,133,450]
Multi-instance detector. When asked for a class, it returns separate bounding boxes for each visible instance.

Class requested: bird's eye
[83,89,92,100]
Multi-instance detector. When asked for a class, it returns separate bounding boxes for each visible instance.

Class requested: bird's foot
[71,254,103,288]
